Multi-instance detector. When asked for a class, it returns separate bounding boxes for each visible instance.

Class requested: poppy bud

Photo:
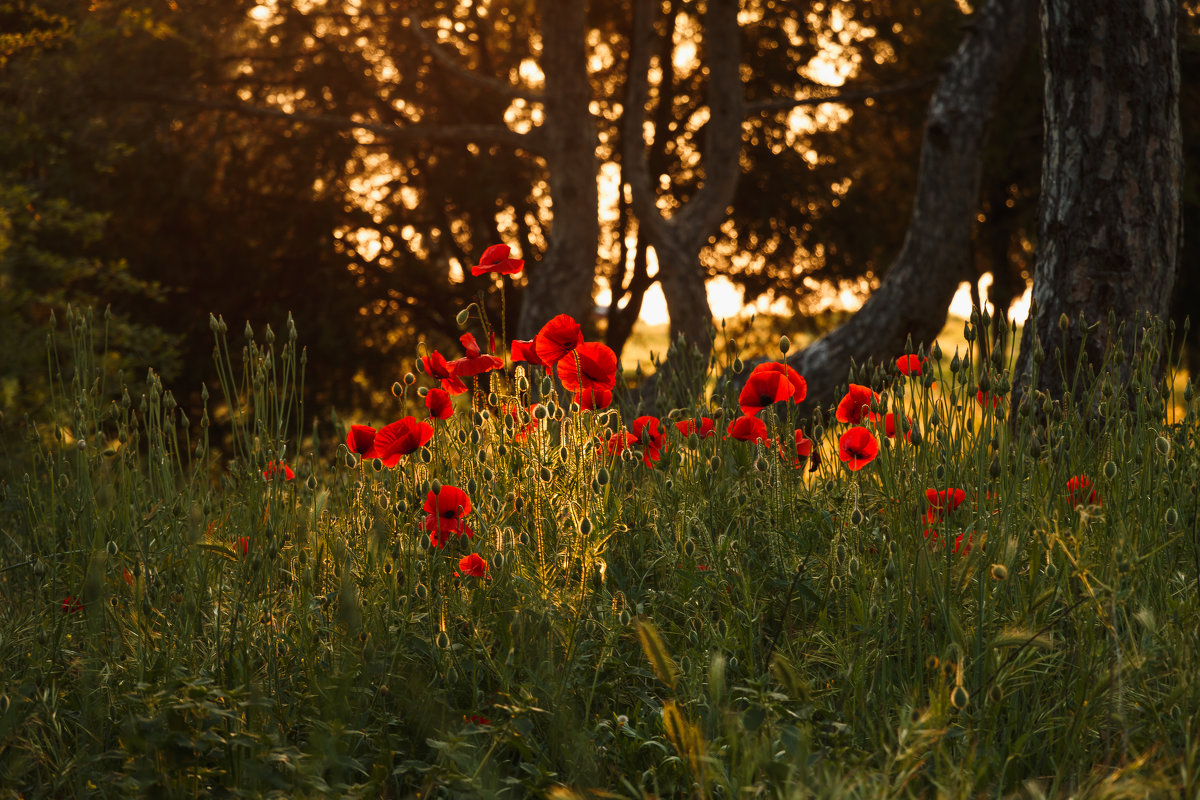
[517,375,529,392]
[107,541,119,556]
[1044,563,1057,578]
[779,335,791,355]
[539,466,552,482]
[988,685,1003,704]
[989,456,1001,479]
[371,458,384,472]
[1165,508,1179,526]
[533,405,549,420]
[733,357,744,374]
[935,465,946,483]
[455,308,470,326]
[618,609,632,626]
[664,479,673,491]
[684,539,695,556]
[415,583,428,600]
[990,564,1008,581]
[420,447,432,463]
[850,509,863,526]
[435,631,451,649]
[519,530,531,545]
[417,386,428,398]
[1167,458,1177,473]
[395,499,408,515]
[949,354,960,374]
[345,452,359,469]
[306,474,318,491]
[597,467,610,486]
[963,323,975,343]
[540,376,554,395]
[754,457,768,472]
[708,456,721,470]
[579,517,593,536]
[950,685,969,711]
[885,557,896,580]
[1155,436,1171,456]
[244,321,254,340]
[1058,313,1070,333]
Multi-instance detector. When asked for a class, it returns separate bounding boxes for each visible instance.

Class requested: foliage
[2,289,1199,797]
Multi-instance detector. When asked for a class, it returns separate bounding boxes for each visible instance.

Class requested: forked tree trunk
[774,0,1034,416]
[515,0,600,339]
[1012,0,1181,401]
[625,0,744,408]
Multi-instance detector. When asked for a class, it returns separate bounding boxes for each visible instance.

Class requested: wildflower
[533,314,584,365]
[869,411,911,441]
[450,333,504,377]
[738,367,794,416]
[469,243,524,277]
[924,488,967,522]
[504,404,540,442]
[726,415,770,445]
[465,714,492,725]
[425,388,455,420]
[573,385,613,410]
[836,384,880,424]
[374,416,435,467]
[780,428,814,468]
[457,553,488,579]
[263,461,294,481]
[630,416,666,465]
[509,339,547,367]
[605,430,637,457]
[976,390,1001,409]
[423,485,474,547]
[675,417,715,439]
[237,536,250,556]
[420,350,469,396]
[556,342,618,395]
[838,426,878,471]
[750,362,807,403]
[346,424,378,457]
[897,354,923,376]
[62,595,83,614]
[1065,475,1100,508]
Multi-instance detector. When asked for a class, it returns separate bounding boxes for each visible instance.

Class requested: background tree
[1013,0,1181,402]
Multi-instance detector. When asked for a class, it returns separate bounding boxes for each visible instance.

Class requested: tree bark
[1013,0,1181,401]
[514,0,600,339]
[625,0,744,408]
[777,0,1034,417]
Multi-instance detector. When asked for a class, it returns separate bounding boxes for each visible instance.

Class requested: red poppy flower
[457,553,489,578]
[574,386,613,410]
[1065,475,1100,508]
[631,416,666,465]
[557,341,618,392]
[869,411,911,441]
[534,314,584,365]
[838,426,878,470]
[605,430,637,457]
[470,243,524,277]
[780,428,814,468]
[896,354,923,376]
[510,338,547,366]
[346,424,378,457]
[424,485,473,547]
[738,367,794,416]
[450,333,504,377]
[675,417,716,439]
[726,415,770,445]
[976,390,1001,409]
[748,362,807,403]
[924,488,967,523]
[374,416,434,466]
[465,714,492,726]
[62,595,83,614]
[237,536,250,557]
[420,350,468,396]
[263,461,294,481]
[425,388,455,420]
[836,384,879,424]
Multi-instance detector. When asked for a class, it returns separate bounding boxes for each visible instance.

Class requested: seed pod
[950,685,970,711]
[990,564,1008,581]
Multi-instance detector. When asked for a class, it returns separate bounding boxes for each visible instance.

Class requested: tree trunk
[1013,0,1181,401]
[515,0,600,339]
[778,0,1034,417]
[624,0,744,408]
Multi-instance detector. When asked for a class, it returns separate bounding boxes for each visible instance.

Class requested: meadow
[1,296,1198,799]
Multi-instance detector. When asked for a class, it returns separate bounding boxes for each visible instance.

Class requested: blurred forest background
[1,0,1197,418]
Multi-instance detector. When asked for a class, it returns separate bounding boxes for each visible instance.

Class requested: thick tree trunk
[778,0,1034,417]
[1013,0,1181,400]
[515,0,600,339]
[624,0,744,408]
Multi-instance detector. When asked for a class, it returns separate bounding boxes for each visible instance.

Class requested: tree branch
[402,13,543,103]
[128,92,544,153]
[746,75,939,115]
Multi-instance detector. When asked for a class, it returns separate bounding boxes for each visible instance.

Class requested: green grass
[1,305,1199,798]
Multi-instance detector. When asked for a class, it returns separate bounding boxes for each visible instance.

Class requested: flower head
[675,417,715,439]
[630,416,666,465]
[470,243,524,277]
[534,314,584,365]
[423,485,474,547]
[556,341,618,393]
[780,428,814,469]
[457,553,489,579]
[836,384,880,424]
[450,333,504,377]
[374,416,434,466]
[896,354,924,376]
[573,385,613,410]
[62,595,83,614]
[738,367,794,416]
[838,426,878,471]
[509,338,547,367]
[925,488,967,522]
[263,461,295,481]
[1066,475,1100,508]
[420,350,468,396]
[726,415,770,445]
[425,388,455,420]
[346,424,378,457]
